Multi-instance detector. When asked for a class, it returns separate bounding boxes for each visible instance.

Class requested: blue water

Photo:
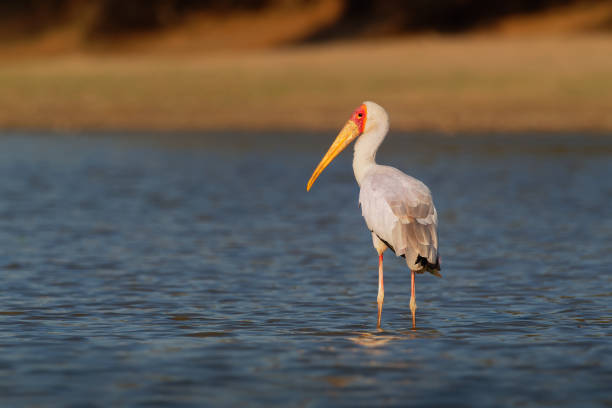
[0,131,610,407]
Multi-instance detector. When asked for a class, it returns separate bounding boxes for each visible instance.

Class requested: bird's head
[306,101,387,191]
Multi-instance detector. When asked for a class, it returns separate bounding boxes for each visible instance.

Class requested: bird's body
[359,165,440,275]
[307,101,440,328]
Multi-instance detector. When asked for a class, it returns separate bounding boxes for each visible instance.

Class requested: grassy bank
[1,35,612,133]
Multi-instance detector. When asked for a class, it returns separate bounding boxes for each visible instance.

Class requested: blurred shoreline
[1,34,612,133]
[1,1,611,133]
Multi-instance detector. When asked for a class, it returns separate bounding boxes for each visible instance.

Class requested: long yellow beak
[307,120,361,191]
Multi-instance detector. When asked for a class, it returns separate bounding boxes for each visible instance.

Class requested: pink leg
[377,253,384,328]
[410,269,417,328]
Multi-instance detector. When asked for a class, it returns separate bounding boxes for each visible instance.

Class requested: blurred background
[1,0,612,132]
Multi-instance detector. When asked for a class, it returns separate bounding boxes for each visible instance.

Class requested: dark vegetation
[329,0,605,36]
[0,0,608,41]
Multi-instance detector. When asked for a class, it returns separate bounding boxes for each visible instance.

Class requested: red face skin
[349,104,367,134]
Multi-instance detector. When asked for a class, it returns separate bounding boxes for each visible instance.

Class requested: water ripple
[0,132,610,407]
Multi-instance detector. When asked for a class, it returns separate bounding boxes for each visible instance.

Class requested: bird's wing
[359,166,439,270]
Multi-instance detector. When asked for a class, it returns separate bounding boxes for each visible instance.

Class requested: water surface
[0,131,610,407]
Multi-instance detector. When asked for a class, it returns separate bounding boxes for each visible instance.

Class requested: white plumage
[359,165,440,273]
[307,101,441,328]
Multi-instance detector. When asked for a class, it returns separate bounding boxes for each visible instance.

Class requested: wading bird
[307,102,441,329]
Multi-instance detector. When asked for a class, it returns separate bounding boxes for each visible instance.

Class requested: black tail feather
[416,254,441,276]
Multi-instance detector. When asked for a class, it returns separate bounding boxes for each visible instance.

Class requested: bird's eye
[357,113,363,118]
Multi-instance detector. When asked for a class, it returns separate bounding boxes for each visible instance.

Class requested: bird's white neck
[352,121,388,186]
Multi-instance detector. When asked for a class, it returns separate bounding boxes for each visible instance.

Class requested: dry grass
[1,35,612,132]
